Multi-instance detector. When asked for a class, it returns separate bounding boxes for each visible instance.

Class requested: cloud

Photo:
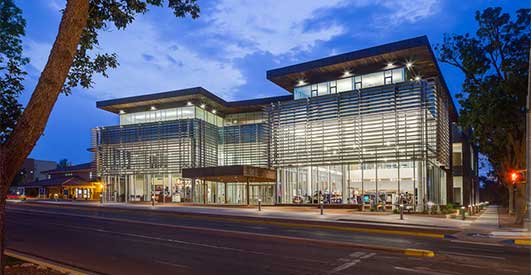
[376,0,440,25]
[91,18,246,100]
[24,39,52,72]
[205,0,347,58]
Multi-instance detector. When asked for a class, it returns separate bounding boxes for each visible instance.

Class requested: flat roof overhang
[96,87,292,115]
[182,165,276,183]
[266,36,458,121]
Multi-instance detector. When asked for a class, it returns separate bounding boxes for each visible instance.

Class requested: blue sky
[16,0,525,165]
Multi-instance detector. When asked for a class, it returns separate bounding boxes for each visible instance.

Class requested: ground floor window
[277,160,447,209]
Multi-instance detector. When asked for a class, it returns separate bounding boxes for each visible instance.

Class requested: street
[5,203,530,275]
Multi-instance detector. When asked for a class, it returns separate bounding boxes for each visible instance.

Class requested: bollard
[400,204,404,220]
[461,206,466,220]
[320,200,324,215]
[152,194,155,207]
[258,199,262,211]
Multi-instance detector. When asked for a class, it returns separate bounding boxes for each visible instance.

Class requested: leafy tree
[57,158,71,168]
[436,7,530,224]
[0,0,28,144]
[0,0,199,272]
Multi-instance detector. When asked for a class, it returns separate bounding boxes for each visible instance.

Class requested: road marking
[329,251,375,274]
[8,204,447,239]
[155,260,189,269]
[9,219,331,265]
[439,251,505,260]
[394,266,456,275]
[6,207,431,256]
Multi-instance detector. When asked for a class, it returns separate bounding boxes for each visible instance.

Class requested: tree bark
[0,0,89,273]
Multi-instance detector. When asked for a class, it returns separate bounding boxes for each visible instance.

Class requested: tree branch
[1,0,89,185]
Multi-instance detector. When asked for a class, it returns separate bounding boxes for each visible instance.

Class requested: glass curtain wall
[271,79,451,209]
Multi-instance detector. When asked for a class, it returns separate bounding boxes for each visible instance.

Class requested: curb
[5,249,94,275]
[513,239,531,246]
[403,249,435,257]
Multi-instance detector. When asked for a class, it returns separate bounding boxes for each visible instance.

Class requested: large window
[293,67,406,100]
[120,106,222,126]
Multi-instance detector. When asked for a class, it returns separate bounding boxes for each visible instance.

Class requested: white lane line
[439,251,506,260]
[155,260,189,269]
[394,266,456,275]
[9,219,330,265]
[330,259,360,273]
[360,252,376,259]
[329,251,375,274]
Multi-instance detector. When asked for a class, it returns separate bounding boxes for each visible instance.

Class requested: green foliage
[63,0,200,94]
[435,7,530,180]
[57,158,71,168]
[0,0,199,142]
[0,0,29,144]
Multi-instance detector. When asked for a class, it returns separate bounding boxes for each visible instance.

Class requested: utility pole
[526,39,531,230]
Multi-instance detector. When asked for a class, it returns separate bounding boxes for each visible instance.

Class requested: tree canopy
[436,7,530,179]
[0,0,200,143]
[0,0,28,144]
[436,7,530,223]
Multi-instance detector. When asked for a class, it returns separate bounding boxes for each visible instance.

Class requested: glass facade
[294,68,405,100]
[272,79,450,209]
[95,71,451,209]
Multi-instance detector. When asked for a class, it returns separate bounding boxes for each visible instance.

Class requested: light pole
[526,39,531,229]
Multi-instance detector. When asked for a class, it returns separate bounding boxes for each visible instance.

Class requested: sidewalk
[468,205,530,238]
[23,199,472,230]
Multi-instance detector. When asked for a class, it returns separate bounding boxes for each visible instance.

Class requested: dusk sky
[17,0,524,165]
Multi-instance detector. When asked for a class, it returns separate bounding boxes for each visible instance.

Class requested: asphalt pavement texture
[6,203,530,275]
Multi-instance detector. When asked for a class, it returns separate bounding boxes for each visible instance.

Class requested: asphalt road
[5,203,530,275]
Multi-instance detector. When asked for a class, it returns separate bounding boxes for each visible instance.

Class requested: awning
[182,165,276,182]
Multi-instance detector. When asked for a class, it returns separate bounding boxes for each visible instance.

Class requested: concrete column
[246,178,250,205]
[224,182,228,204]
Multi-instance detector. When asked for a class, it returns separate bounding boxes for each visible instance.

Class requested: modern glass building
[94,36,460,211]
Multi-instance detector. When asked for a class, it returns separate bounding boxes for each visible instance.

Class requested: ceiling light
[386,62,394,67]
[200,104,206,109]
[297,80,306,86]
[414,76,421,81]
[406,62,413,68]
[187,101,193,106]
[342,70,352,77]
[212,109,217,114]
[119,110,125,114]
[150,106,156,111]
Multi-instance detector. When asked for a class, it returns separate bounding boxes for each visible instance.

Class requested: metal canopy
[182,165,276,183]
[96,87,292,115]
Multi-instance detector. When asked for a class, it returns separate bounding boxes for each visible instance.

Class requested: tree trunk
[515,183,526,224]
[0,0,89,273]
[508,184,514,215]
